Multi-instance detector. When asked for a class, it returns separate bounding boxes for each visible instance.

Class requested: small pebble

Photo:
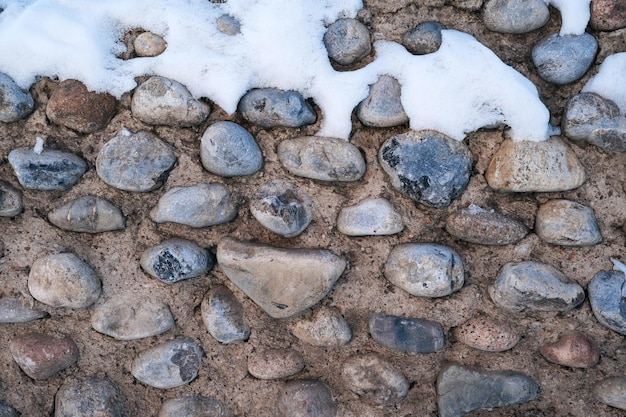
[379,130,473,208]
[356,75,408,127]
[535,199,602,246]
[445,204,528,245]
[0,403,19,417]
[483,0,550,34]
[140,238,212,284]
[454,314,520,352]
[134,31,167,57]
[131,338,203,389]
[0,72,34,122]
[590,0,626,31]
[8,146,87,191]
[28,253,101,308]
[201,285,250,344]
[324,18,371,65]
[384,243,464,298]
[250,180,312,237]
[278,136,366,182]
[150,182,237,227]
[91,296,174,340]
[341,354,409,406]
[0,298,49,323]
[0,180,23,217]
[9,332,78,379]
[46,79,116,133]
[337,197,404,236]
[402,21,446,55]
[593,377,626,411]
[588,269,626,335]
[290,306,351,347]
[369,312,445,353]
[216,14,241,35]
[216,237,346,319]
[96,130,176,192]
[247,348,305,380]
[238,88,316,128]
[48,195,125,233]
[488,261,585,312]
[55,377,128,417]
[159,395,233,417]
[131,76,210,126]
[450,0,483,10]
[276,380,338,417]
[200,121,263,177]
[540,332,600,368]
[532,33,598,84]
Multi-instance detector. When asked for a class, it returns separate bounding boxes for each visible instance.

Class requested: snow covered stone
[324,18,371,65]
[532,33,598,84]
[140,238,212,284]
[0,298,49,323]
[341,354,409,406]
[9,332,79,379]
[290,306,352,347]
[588,269,626,335]
[159,396,233,417]
[337,197,404,236]
[48,195,125,233]
[356,75,408,127]
[134,32,167,57]
[238,88,316,128]
[0,72,34,122]
[483,0,550,34]
[216,14,241,35]
[535,199,602,246]
[201,285,250,344]
[445,205,528,245]
[369,312,445,353]
[250,180,312,237]
[8,147,87,191]
[402,22,446,55]
[200,121,263,177]
[55,378,128,417]
[0,180,23,217]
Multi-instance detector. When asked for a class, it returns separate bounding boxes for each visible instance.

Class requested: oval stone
[250,180,312,238]
[369,312,444,353]
[324,18,371,65]
[200,121,263,177]
[540,332,600,368]
[159,395,233,417]
[535,199,602,246]
[55,377,128,417]
[356,75,408,127]
[9,332,78,379]
[483,0,550,34]
[8,147,87,191]
[532,33,598,85]
[445,204,528,245]
[201,285,250,344]
[341,354,409,406]
[588,270,626,335]
[247,348,305,380]
[337,198,404,236]
[593,377,626,411]
[0,72,34,122]
[276,380,338,417]
[140,238,212,284]
[238,88,316,128]
[403,21,446,55]
[0,298,49,323]
[48,195,125,233]
[0,180,23,217]
[134,32,167,57]
[216,14,241,35]
[290,306,352,347]
[454,314,520,352]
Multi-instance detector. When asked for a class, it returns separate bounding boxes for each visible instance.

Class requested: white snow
[611,258,626,275]
[544,0,591,36]
[33,136,44,154]
[0,0,591,141]
[583,53,626,114]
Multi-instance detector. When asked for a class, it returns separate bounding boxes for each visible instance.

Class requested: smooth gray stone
[369,312,444,353]
[216,14,240,35]
[0,72,34,122]
[131,76,210,126]
[403,21,446,55]
[0,403,19,417]
[8,147,87,191]
[159,395,233,417]
[483,0,550,34]
[379,130,472,208]
[342,354,409,406]
[278,136,366,182]
[48,196,125,233]
[445,204,528,245]
[131,338,203,389]
[532,33,598,85]
[337,197,404,236]
[140,238,212,284]
[250,180,312,237]
[91,296,174,340]
[489,261,585,312]
[238,88,316,128]
[535,199,602,246]
[0,298,49,323]
[200,121,263,177]
[384,243,464,298]
[356,75,408,128]
[201,285,250,343]
[96,130,176,192]
[276,380,338,417]
[150,182,237,228]
[0,180,23,217]
[290,306,352,347]
[324,18,371,65]
[133,32,167,57]
[593,377,626,411]
[55,377,128,417]
[437,363,539,417]
[28,253,101,309]
[588,270,626,335]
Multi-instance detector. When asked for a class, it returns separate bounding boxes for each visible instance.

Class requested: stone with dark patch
[55,377,129,417]
[238,88,316,128]
[140,238,212,284]
[341,354,409,406]
[0,180,23,217]
[8,147,87,191]
[201,285,250,343]
[403,21,446,55]
[369,312,445,353]
[588,269,626,335]
[250,180,312,237]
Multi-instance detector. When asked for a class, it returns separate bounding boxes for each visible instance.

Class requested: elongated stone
[0,298,49,323]
[445,204,528,245]
[248,348,305,380]
[48,195,125,233]
[593,377,626,411]
[454,314,520,352]
[341,354,409,406]
[337,198,404,236]
[159,395,233,417]
[369,312,444,353]
[238,88,316,128]
[535,199,602,246]
[8,147,87,191]
[201,285,250,343]
[276,380,337,417]
[588,270,626,335]
[483,0,549,34]
[140,238,212,284]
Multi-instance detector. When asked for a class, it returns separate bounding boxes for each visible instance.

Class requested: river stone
[250,180,312,237]
[8,146,87,191]
[248,348,305,380]
[402,21,446,55]
[238,88,316,128]
[483,0,550,34]
[201,285,250,343]
[486,137,586,192]
[454,314,520,352]
[0,298,49,323]
[356,75,408,127]
[0,403,19,417]
[216,14,241,35]
[379,130,473,208]
[46,79,116,133]
[591,0,626,31]
[48,195,125,233]
[134,32,167,57]
[341,354,409,406]
[0,72,34,122]
[216,237,346,319]
[278,136,366,182]
[535,199,602,246]
[200,121,263,176]
[91,296,174,340]
[150,182,237,227]
[489,261,585,312]
[540,332,600,368]
[276,380,338,417]
[96,130,176,192]
[450,0,483,10]
[384,243,464,298]
[588,269,626,334]
[28,253,101,308]
[290,306,352,347]
[437,363,539,417]
[9,332,78,379]
[532,33,598,84]
[369,312,445,353]
[337,197,404,236]
[324,18,371,65]
[141,238,212,284]
[158,395,233,417]
[445,204,528,245]
[0,180,23,217]
[593,377,626,411]
[131,338,203,389]
[55,377,128,417]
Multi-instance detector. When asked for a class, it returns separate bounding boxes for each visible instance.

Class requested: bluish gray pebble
[140,238,212,284]
[593,377,626,411]
[55,377,128,417]
[200,121,263,177]
[0,72,34,122]
[48,195,125,233]
[201,285,250,344]
[532,33,598,85]
[483,0,550,34]
[276,380,338,417]
[341,354,409,406]
[588,270,626,335]
[250,180,312,237]
[0,403,19,417]
[535,199,602,246]
[8,147,87,191]
[159,395,233,417]
[445,204,528,245]
[337,197,403,236]
[369,312,444,353]
[356,75,408,127]
[216,14,241,35]
[402,21,446,55]
[0,180,23,217]
[324,18,371,65]
[238,88,316,128]
[0,298,49,323]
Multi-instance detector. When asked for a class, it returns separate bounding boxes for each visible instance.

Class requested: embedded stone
[590,0,626,31]
[445,204,528,245]
[276,380,338,417]
[356,75,408,127]
[483,0,550,34]
[540,332,600,368]
[0,72,34,122]
[532,33,598,84]
[140,238,212,284]
[55,377,128,417]
[200,121,263,177]
[402,21,446,55]
[238,88,316,128]
[48,195,125,233]
[324,18,371,65]
[341,354,409,406]
[0,180,23,217]
[201,285,250,344]
[158,395,233,417]
[216,14,241,35]
[453,314,520,352]
[593,377,626,411]
[535,199,602,246]
[8,146,87,191]
[9,332,78,379]
[588,269,626,335]
[290,306,352,347]
[369,312,445,353]
[134,32,167,57]
[247,348,305,380]
[337,198,404,236]
[0,403,19,417]
[0,298,49,323]
[250,180,312,237]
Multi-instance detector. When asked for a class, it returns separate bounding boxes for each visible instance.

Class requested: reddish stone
[540,332,600,368]
[9,332,79,379]
[591,0,626,31]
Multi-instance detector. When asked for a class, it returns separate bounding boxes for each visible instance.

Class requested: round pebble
[588,269,626,335]
[238,88,316,128]
[369,312,445,353]
[324,18,371,65]
[454,314,521,352]
[590,0,626,31]
[48,195,125,233]
[247,348,305,380]
[55,377,128,417]
[250,180,312,237]
[134,31,167,56]
[341,354,409,406]
[0,72,34,122]
[540,332,600,368]
[593,377,626,411]
[159,395,233,417]
[9,332,79,379]
[8,146,87,191]
[200,121,263,177]
[216,14,241,35]
[356,75,408,127]
[0,298,49,323]
[0,180,23,217]
[445,204,528,245]
[403,21,446,55]
[290,306,351,347]
[483,0,550,34]
[201,285,250,344]
[535,199,602,246]
[140,238,212,284]
[532,33,598,85]
[337,197,404,236]
[276,380,338,417]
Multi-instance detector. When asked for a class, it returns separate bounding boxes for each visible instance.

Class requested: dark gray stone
[48,195,125,233]
[0,403,19,417]
[341,354,409,406]
[445,204,528,245]
[216,14,240,35]
[337,197,404,236]
[276,380,338,417]
[55,377,129,417]
[238,88,316,128]
[356,75,408,127]
[535,199,602,246]
[200,121,263,177]
[0,298,49,323]
[593,377,626,411]
[250,180,312,237]
[8,147,87,191]
[483,0,550,34]
[0,72,34,122]
[140,238,212,284]
[369,312,445,353]
[324,18,371,65]
[403,21,446,55]
[437,363,539,417]
[0,180,23,217]
[379,130,473,208]
[588,270,626,335]
[201,285,250,344]
[532,33,598,85]
[159,395,233,417]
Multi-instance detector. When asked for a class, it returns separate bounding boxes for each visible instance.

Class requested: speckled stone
[238,88,316,128]
[402,21,446,55]
[341,354,409,406]
[369,312,445,353]
[140,238,212,284]
[250,180,312,238]
[216,14,241,35]
[356,75,408,127]
[591,0,626,31]
[290,306,352,347]
[48,196,125,233]
[0,298,49,323]
[450,0,483,10]
[8,146,87,191]
[9,332,78,379]
[201,285,250,344]
[483,0,550,34]
[454,314,520,352]
[0,72,34,122]
[593,377,626,411]
[445,204,528,245]
[158,395,233,417]
[337,197,404,236]
[532,33,598,84]
[276,380,338,417]
[55,377,128,417]
[540,332,600,368]
[588,269,626,335]
[134,32,167,57]
[324,18,371,65]
[535,199,602,246]
[0,403,19,417]
[0,180,23,217]
[200,121,263,177]
[248,348,305,380]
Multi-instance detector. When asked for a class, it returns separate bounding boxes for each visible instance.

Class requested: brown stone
[454,314,521,352]
[9,332,79,379]
[247,348,305,379]
[540,332,600,368]
[591,0,626,31]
